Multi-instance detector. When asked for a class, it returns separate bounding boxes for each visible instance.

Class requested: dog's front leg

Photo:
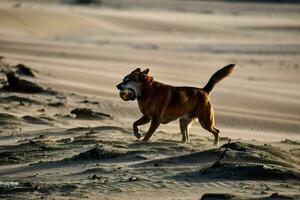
[142,118,161,142]
[133,116,150,139]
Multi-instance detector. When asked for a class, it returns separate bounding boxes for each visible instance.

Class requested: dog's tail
[203,64,235,94]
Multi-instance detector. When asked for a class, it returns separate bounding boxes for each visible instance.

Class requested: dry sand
[0,0,299,199]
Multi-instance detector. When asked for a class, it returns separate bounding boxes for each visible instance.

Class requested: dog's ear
[132,68,141,73]
[141,68,149,76]
[142,68,153,84]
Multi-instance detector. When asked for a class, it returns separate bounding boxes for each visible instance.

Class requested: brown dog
[117,64,235,145]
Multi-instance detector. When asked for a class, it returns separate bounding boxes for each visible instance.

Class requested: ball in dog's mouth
[119,88,136,101]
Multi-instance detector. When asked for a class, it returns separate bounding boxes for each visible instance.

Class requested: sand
[0,0,299,199]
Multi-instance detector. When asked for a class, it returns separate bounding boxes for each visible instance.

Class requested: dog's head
[116,68,151,101]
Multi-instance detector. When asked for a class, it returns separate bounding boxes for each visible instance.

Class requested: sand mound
[281,139,300,145]
[70,134,97,145]
[63,126,131,134]
[72,144,128,160]
[0,95,41,105]
[137,141,300,167]
[0,181,77,194]
[2,71,57,95]
[200,163,300,180]
[0,112,20,125]
[0,182,46,194]
[221,142,299,167]
[70,108,111,120]
[200,193,300,200]
[0,140,57,165]
[22,115,53,125]
[134,148,217,167]
[0,112,55,129]
[0,61,35,77]
[169,141,300,182]
[75,167,111,175]
[2,72,43,93]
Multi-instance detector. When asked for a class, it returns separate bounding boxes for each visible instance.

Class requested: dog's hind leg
[133,116,150,139]
[198,102,220,146]
[179,117,193,143]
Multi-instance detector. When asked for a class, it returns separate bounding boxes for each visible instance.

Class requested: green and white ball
[119,88,136,101]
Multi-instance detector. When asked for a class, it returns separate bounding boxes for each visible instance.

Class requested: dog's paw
[134,132,142,139]
[140,139,150,143]
[180,139,187,144]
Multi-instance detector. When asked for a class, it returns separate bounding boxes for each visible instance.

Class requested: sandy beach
[0,0,299,199]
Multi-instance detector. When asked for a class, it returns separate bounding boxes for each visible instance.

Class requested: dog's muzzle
[116,82,127,90]
[116,82,136,101]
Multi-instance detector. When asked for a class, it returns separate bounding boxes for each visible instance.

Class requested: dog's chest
[137,99,161,118]
[137,100,150,116]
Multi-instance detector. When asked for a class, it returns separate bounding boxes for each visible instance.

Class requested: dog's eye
[123,79,130,84]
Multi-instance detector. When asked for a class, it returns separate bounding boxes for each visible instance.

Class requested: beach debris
[210,139,231,168]
[90,174,100,179]
[15,64,35,77]
[56,137,73,144]
[128,176,139,181]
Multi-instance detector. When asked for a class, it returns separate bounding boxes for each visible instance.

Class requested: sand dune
[0,0,299,199]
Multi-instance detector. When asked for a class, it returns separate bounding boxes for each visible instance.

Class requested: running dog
[117,64,235,145]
